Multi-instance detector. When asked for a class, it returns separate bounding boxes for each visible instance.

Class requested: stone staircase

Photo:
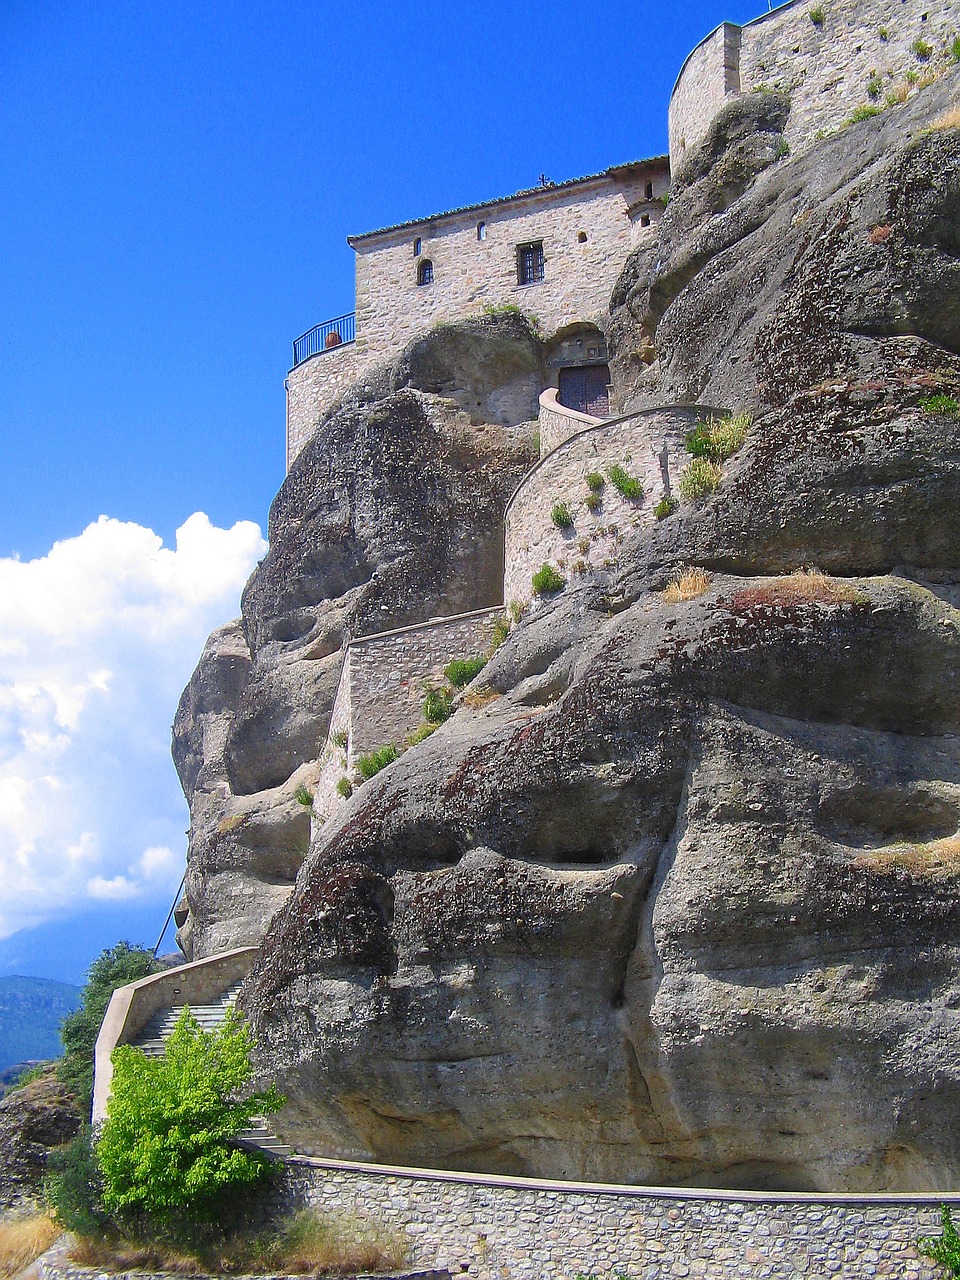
[128,981,294,1159]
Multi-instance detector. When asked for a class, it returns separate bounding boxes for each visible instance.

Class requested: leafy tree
[919,1206,960,1277]
[97,1007,283,1227]
[58,941,162,1110]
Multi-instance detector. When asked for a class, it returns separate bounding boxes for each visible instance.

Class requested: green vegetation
[913,36,933,59]
[444,655,488,688]
[878,25,890,40]
[920,393,960,416]
[867,73,884,99]
[58,943,162,1111]
[846,103,882,124]
[294,784,312,807]
[508,599,527,623]
[422,685,454,724]
[679,458,722,501]
[808,5,825,23]
[585,492,602,513]
[489,613,511,650]
[685,414,749,462]
[405,723,436,746]
[356,744,400,779]
[919,1206,960,1277]
[335,777,353,799]
[655,496,678,520]
[531,563,565,594]
[606,464,644,501]
[952,35,960,61]
[774,136,791,157]
[585,471,605,493]
[331,728,348,749]
[551,499,574,529]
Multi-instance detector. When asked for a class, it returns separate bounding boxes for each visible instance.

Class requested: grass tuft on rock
[356,744,400,779]
[679,458,722,501]
[532,563,565,595]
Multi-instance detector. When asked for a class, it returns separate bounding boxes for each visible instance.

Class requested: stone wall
[669,0,960,167]
[311,609,503,825]
[504,407,716,607]
[285,1157,951,1280]
[285,340,362,468]
[537,387,605,456]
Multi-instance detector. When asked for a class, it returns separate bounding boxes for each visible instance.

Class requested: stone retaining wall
[537,387,605,456]
[669,0,960,168]
[311,610,503,826]
[283,1157,953,1280]
[504,407,718,607]
[286,341,364,468]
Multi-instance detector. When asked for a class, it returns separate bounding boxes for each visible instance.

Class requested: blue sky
[0,0,765,987]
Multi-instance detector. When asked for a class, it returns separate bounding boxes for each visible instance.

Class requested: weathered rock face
[229,71,960,1189]
[174,316,539,958]
[0,1069,80,1211]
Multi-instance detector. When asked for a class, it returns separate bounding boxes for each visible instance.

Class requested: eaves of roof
[346,157,670,248]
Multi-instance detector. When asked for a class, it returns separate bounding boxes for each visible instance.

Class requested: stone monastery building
[285,159,670,467]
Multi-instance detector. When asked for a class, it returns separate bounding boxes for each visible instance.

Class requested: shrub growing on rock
[607,465,644,500]
[335,776,353,799]
[532,563,565,594]
[551,500,574,529]
[920,394,960,416]
[679,459,722,501]
[685,415,748,462]
[356,744,401,778]
[655,496,678,520]
[919,1206,960,1277]
[444,655,488,688]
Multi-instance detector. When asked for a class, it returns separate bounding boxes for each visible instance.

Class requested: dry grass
[854,835,960,877]
[0,1214,60,1279]
[730,568,869,610]
[660,566,713,603]
[926,104,960,131]
[462,688,501,709]
[869,223,893,244]
[68,1211,408,1277]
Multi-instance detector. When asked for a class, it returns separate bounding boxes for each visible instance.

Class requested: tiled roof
[346,157,670,246]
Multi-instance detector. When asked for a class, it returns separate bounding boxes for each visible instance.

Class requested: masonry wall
[504,408,712,607]
[669,0,960,167]
[285,340,363,468]
[284,1158,949,1280]
[311,610,502,826]
[537,388,604,456]
[352,171,666,374]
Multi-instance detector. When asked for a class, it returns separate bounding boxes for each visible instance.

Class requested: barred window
[516,241,544,286]
[417,259,434,286]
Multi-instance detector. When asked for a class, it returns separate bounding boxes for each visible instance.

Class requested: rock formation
[0,1069,80,1212]
[177,70,960,1189]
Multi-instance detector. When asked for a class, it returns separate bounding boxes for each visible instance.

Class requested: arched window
[477,221,486,241]
[413,237,422,256]
[417,259,434,286]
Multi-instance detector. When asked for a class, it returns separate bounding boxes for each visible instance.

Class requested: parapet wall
[504,407,716,607]
[669,0,960,167]
[285,341,363,469]
[312,609,502,824]
[286,1156,948,1280]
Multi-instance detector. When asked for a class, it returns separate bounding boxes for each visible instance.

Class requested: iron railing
[292,312,356,367]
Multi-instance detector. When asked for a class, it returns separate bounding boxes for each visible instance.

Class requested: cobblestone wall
[669,0,960,167]
[504,408,714,607]
[311,610,503,826]
[537,388,605,456]
[286,341,363,468]
[284,1157,951,1280]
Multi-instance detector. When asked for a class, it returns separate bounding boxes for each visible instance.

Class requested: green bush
[335,776,353,799]
[585,471,605,493]
[679,459,722,501]
[606,464,644,501]
[685,414,749,461]
[423,685,454,724]
[655,496,678,520]
[46,1126,112,1237]
[585,492,602,513]
[847,103,882,123]
[405,723,436,746]
[356,744,400,779]
[913,36,933,59]
[551,500,574,529]
[809,5,825,23]
[58,943,163,1112]
[952,35,960,61]
[878,25,890,40]
[919,1206,960,1277]
[294,784,312,807]
[444,655,488,688]
[867,74,884,99]
[531,563,565,594]
[920,393,960,416]
[96,1008,283,1230]
[489,614,511,650]
[774,136,791,157]
[331,728,348,749]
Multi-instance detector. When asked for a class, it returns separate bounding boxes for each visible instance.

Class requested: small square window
[516,241,544,286]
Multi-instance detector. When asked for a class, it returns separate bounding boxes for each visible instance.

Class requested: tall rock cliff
[176,72,960,1190]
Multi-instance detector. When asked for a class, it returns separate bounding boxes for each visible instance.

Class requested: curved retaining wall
[537,386,606,456]
[92,946,257,1123]
[279,1157,951,1280]
[504,406,718,607]
[669,0,960,168]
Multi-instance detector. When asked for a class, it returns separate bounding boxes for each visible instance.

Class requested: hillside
[0,976,80,1075]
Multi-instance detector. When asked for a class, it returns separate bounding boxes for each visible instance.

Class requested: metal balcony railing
[292,312,356,367]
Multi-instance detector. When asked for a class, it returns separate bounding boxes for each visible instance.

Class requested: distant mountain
[0,976,81,1073]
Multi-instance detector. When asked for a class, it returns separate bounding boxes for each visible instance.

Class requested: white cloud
[0,514,266,941]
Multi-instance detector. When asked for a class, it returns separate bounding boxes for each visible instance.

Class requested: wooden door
[559,365,610,417]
